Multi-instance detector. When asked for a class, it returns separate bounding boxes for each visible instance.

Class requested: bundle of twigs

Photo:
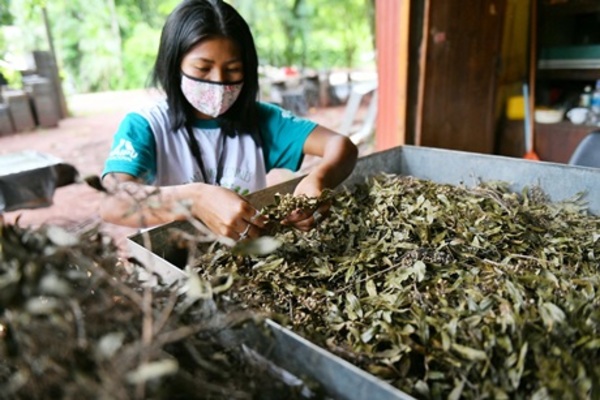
[0,221,321,400]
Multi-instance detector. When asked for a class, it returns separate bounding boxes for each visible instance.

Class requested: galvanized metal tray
[0,151,78,212]
[128,145,600,399]
[129,237,414,400]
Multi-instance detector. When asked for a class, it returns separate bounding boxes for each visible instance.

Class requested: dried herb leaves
[194,174,600,400]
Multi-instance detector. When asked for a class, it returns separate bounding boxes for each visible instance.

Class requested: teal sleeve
[257,102,317,172]
[102,113,157,183]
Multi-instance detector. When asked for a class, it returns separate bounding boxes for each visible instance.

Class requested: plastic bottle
[591,80,600,118]
[580,85,592,108]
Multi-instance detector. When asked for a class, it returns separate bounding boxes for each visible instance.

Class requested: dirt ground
[0,89,371,251]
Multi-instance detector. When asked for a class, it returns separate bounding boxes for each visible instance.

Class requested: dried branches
[0,221,322,399]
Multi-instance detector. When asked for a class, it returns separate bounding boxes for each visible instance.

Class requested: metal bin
[127,145,600,399]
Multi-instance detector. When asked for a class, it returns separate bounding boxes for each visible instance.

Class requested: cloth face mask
[181,73,244,118]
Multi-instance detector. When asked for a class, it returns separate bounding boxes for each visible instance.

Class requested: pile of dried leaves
[194,174,600,399]
[0,222,323,399]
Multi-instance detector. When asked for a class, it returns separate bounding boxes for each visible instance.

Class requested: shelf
[535,121,597,163]
[531,0,600,163]
[541,0,600,15]
[537,68,600,81]
[536,120,598,132]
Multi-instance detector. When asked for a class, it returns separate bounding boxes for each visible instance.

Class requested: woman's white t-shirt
[103,100,317,196]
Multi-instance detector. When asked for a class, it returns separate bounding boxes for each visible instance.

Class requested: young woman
[100,0,357,241]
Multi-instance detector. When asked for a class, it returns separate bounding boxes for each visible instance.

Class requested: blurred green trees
[0,0,374,94]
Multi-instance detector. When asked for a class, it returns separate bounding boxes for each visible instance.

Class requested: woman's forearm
[308,134,358,189]
[98,180,198,228]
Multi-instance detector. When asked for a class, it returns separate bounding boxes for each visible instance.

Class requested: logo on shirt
[280,108,294,119]
[108,139,138,162]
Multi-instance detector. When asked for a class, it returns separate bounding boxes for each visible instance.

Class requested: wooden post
[527,0,538,159]
[414,0,430,146]
[41,6,69,119]
[375,0,410,151]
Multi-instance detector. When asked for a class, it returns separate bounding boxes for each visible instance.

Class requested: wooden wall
[417,0,507,154]
[376,0,531,155]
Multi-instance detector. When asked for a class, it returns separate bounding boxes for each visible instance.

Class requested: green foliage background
[0,0,374,94]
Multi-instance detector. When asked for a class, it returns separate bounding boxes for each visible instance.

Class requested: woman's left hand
[282,124,358,232]
[282,174,330,231]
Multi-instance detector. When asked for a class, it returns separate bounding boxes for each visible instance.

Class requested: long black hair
[151,0,259,136]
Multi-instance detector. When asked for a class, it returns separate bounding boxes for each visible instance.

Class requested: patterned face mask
[181,72,244,118]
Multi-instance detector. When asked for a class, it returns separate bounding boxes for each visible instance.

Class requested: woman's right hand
[186,183,266,240]
[99,174,265,240]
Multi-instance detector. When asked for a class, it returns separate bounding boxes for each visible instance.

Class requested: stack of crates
[23,76,59,128]
[33,51,66,119]
[0,103,15,136]
[0,50,65,135]
[3,90,35,132]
